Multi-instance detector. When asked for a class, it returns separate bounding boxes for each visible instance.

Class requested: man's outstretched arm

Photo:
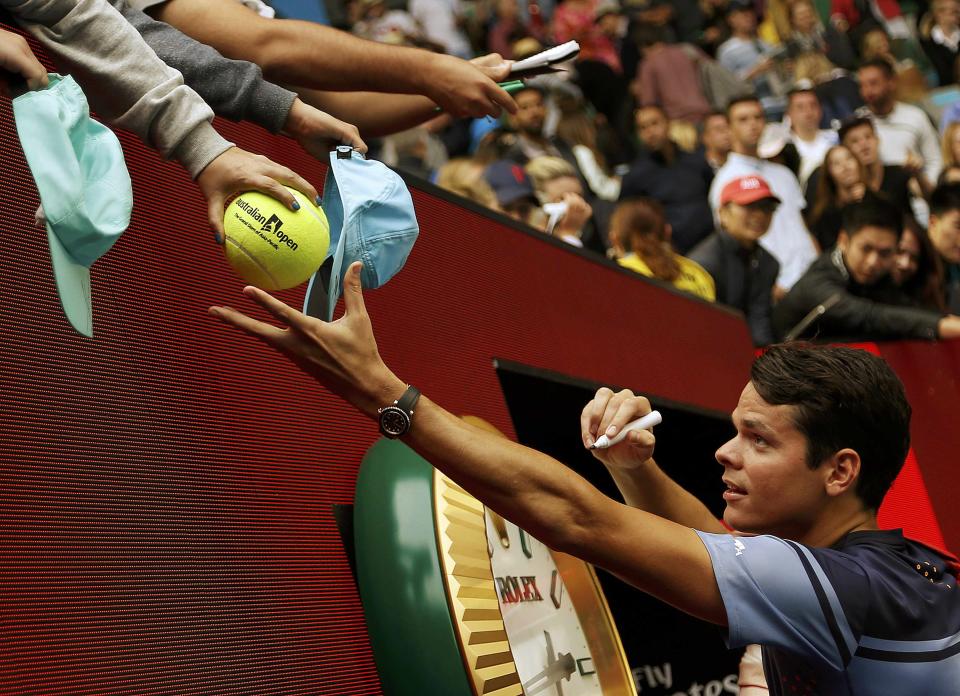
[209,262,728,626]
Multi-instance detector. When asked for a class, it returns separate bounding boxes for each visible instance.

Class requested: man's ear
[837,229,850,252]
[823,448,861,498]
[664,223,673,242]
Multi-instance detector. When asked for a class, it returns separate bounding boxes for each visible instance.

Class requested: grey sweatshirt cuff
[172,120,234,179]
[249,81,297,133]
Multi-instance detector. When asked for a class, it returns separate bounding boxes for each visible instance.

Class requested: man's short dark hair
[840,193,903,239]
[929,182,960,216]
[858,57,896,79]
[751,343,911,510]
[726,94,761,116]
[787,87,818,107]
[837,115,874,143]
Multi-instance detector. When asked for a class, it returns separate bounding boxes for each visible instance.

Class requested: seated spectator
[619,105,715,253]
[352,0,424,47]
[784,87,838,186]
[632,24,713,125]
[940,165,960,183]
[784,0,856,71]
[859,30,931,103]
[435,158,500,209]
[609,198,716,300]
[942,121,960,172]
[495,85,565,163]
[927,183,960,312]
[807,116,913,218]
[830,0,911,52]
[690,175,781,345]
[701,111,733,171]
[858,59,943,184]
[379,126,448,179]
[408,0,472,58]
[555,102,622,201]
[773,194,960,340]
[891,223,947,311]
[484,159,546,228]
[553,0,626,124]
[710,96,818,293]
[697,0,731,57]
[526,156,603,251]
[920,0,960,87]
[487,0,544,58]
[807,145,868,249]
[717,1,787,120]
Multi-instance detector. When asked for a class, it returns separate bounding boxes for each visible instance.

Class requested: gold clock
[354,418,636,696]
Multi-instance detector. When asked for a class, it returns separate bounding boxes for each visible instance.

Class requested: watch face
[379,407,410,437]
[484,510,602,695]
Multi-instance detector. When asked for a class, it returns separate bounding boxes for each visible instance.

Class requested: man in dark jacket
[620,104,715,253]
[689,175,781,346]
[774,195,960,340]
[928,183,960,313]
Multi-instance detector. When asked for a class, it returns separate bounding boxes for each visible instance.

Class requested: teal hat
[13,74,133,337]
[304,147,419,321]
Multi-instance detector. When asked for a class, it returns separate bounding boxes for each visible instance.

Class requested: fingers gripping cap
[304,147,419,321]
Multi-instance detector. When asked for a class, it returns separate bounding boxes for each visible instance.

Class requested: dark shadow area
[496,360,741,695]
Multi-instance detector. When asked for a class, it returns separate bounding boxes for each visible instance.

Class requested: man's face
[728,7,756,33]
[838,226,898,285]
[716,383,828,537]
[929,208,960,263]
[512,89,546,135]
[934,0,960,28]
[636,107,670,152]
[728,101,765,151]
[702,114,732,154]
[858,66,895,112]
[841,123,879,167]
[787,92,822,132]
[718,199,777,243]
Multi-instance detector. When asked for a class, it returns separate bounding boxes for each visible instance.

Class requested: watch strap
[396,385,421,414]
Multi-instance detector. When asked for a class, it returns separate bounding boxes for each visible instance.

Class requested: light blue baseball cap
[13,74,132,337]
[304,147,419,321]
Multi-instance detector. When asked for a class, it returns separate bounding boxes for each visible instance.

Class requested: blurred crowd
[346,0,960,344]
[2,0,960,345]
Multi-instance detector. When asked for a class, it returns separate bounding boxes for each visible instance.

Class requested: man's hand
[197,147,319,244]
[283,98,367,160]
[902,150,924,177]
[470,52,513,83]
[209,262,403,415]
[0,28,48,95]
[938,315,960,339]
[580,388,657,470]
[421,53,517,118]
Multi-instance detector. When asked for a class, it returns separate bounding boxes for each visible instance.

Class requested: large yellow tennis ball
[223,186,329,290]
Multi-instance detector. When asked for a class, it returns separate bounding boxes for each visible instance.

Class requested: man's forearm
[296,88,436,137]
[605,460,726,533]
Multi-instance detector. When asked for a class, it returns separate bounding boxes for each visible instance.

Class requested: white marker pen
[589,410,662,450]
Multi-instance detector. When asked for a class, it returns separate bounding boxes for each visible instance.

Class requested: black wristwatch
[378,385,421,439]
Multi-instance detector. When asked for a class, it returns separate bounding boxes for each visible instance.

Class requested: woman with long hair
[891,222,947,311]
[807,145,868,249]
[609,198,715,301]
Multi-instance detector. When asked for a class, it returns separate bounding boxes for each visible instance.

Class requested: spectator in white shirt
[709,96,819,295]
[858,58,943,183]
[785,86,837,187]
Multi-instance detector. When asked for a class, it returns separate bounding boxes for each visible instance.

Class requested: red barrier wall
[1,53,956,694]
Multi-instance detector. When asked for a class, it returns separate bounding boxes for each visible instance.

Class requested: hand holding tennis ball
[223,186,330,290]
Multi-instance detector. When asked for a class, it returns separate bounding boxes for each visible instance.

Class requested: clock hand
[522,651,576,696]
[523,631,577,696]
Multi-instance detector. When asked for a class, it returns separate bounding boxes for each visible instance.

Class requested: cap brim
[46,223,93,337]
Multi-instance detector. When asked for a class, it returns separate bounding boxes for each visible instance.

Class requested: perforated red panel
[2,32,958,695]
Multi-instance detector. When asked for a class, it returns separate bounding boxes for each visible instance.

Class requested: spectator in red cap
[689,175,781,345]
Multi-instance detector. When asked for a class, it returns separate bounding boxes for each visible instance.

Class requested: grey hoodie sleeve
[5,0,232,178]
[112,0,297,134]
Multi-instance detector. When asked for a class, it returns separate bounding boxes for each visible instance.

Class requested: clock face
[484,510,602,696]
